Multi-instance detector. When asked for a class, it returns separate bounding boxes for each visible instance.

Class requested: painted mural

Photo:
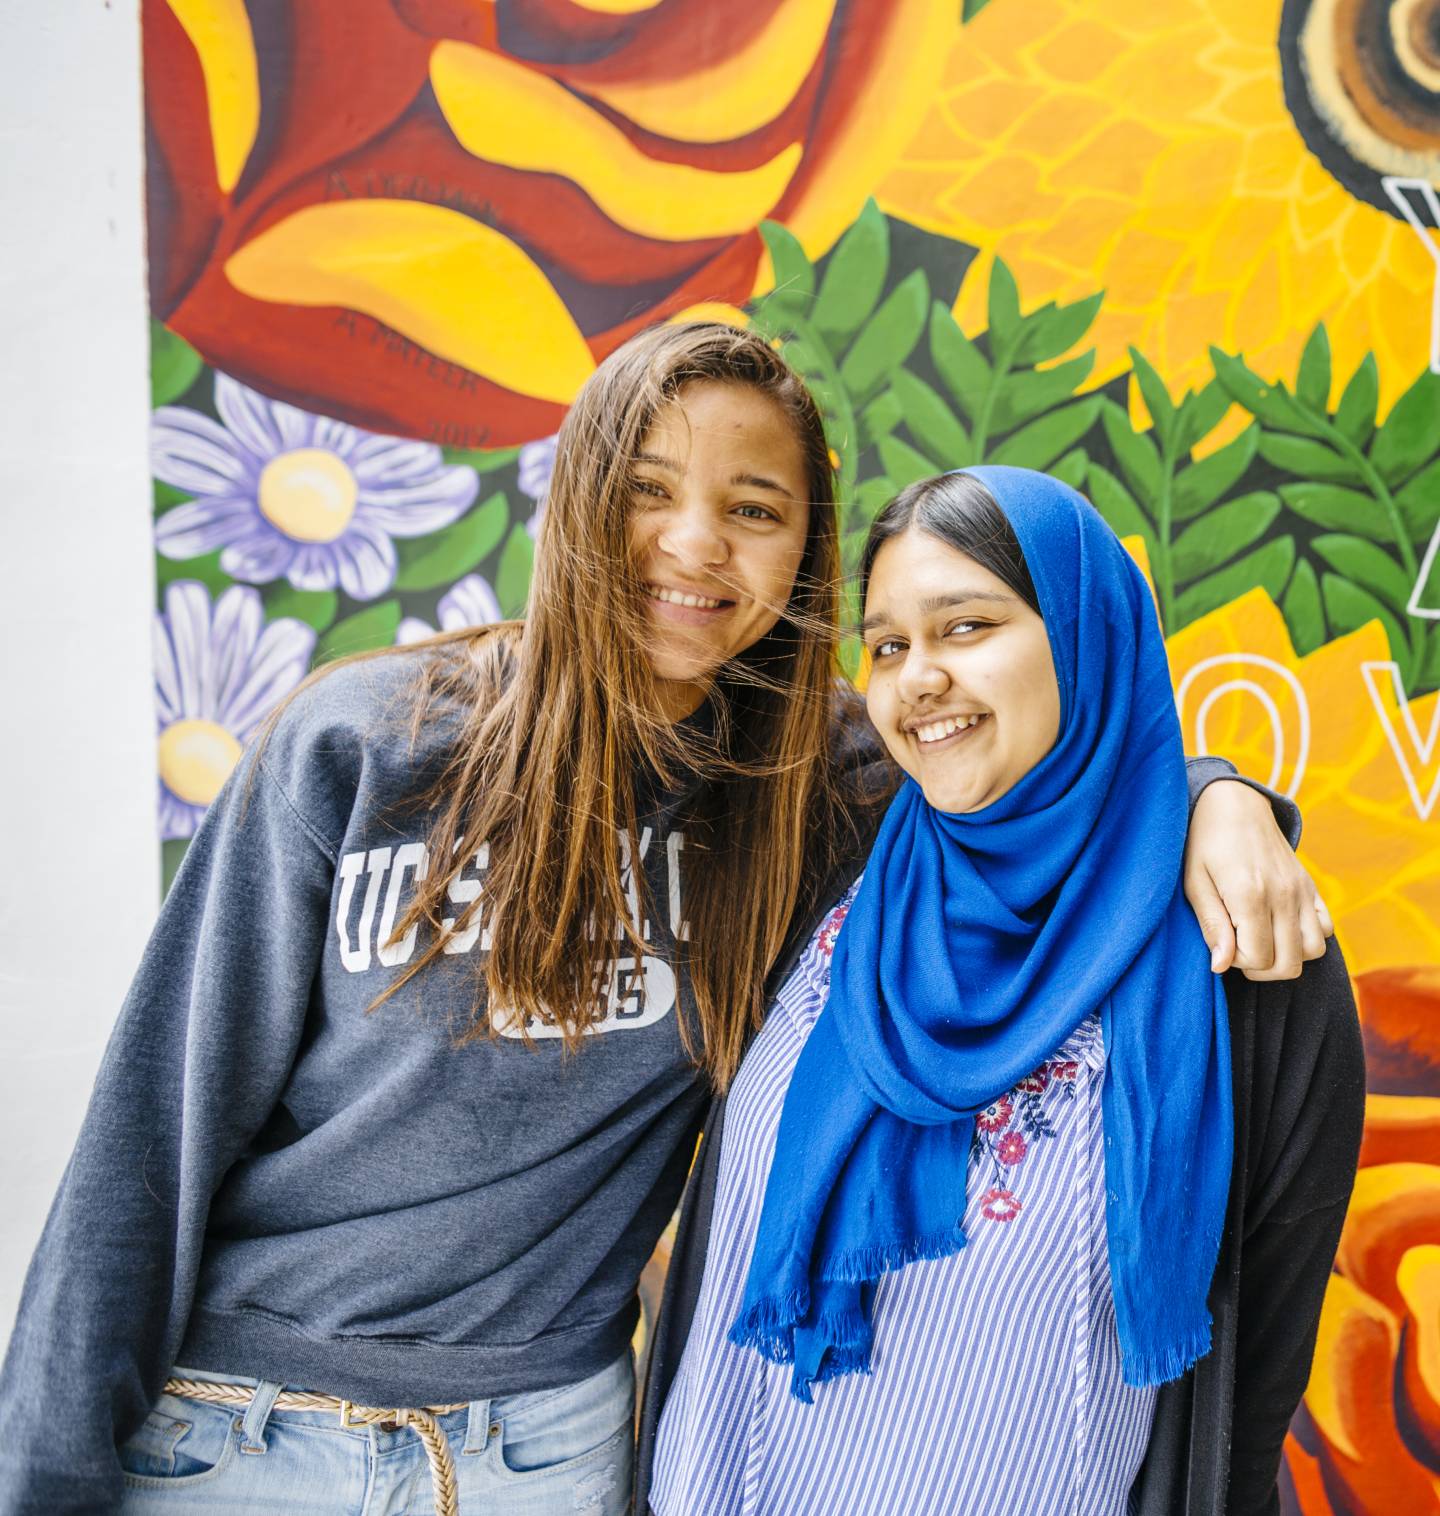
[142,1,1440,1507]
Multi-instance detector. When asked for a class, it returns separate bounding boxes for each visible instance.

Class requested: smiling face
[862,527,1061,813]
[627,380,812,720]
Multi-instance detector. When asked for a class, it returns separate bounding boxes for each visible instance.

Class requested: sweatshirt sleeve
[0,752,336,1515]
[1184,755,1302,850]
[1224,939,1366,1515]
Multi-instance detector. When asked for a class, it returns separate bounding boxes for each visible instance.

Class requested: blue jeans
[117,1353,634,1515]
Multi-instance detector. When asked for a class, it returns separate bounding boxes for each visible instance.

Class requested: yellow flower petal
[165,0,259,194]
[581,0,836,144]
[225,201,595,406]
[430,42,801,243]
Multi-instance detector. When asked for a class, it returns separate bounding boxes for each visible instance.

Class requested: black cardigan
[634,772,1364,1516]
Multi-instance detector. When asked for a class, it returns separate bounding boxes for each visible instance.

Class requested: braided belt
[163,1376,471,1516]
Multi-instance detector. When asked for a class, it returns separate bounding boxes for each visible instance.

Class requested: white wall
[0,5,158,1343]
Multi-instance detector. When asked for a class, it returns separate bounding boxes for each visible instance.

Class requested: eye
[871,637,905,659]
[945,618,990,638]
[631,477,669,500]
[733,502,780,522]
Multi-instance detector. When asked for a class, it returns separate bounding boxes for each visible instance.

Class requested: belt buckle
[338,1400,364,1430]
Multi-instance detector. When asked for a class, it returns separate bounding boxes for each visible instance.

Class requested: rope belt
[163,1376,469,1516]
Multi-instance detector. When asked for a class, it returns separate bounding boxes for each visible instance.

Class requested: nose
[896,646,950,706]
[655,499,727,572]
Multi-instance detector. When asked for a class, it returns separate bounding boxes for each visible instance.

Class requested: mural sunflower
[879,0,1438,426]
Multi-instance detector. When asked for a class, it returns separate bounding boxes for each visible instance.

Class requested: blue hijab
[729,465,1233,1398]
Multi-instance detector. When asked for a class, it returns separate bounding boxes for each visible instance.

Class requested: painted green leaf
[1171,536,1295,627]
[1370,368,1440,486]
[854,475,897,519]
[962,0,996,19]
[759,219,815,312]
[986,257,1022,355]
[782,334,828,383]
[154,480,191,514]
[1013,291,1102,366]
[1175,378,1233,457]
[1172,491,1280,580]
[1278,482,1392,537]
[1170,424,1259,522]
[814,199,888,345]
[1396,458,1440,543]
[1295,325,1331,410]
[1050,447,1088,490]
[990,397,1101,470]
[930,304,990,420]
[315,600,401,663]
[1128,348,1176,454]
[155,553,231,604]
[161,838,191,898]
[1321,573,1411,674]
[394,491,508,590]
[263,584,338,633]
[441,445,521,472]
[1282,558,1325,656]
[496,523,536,617]
[150,320,203,408]
[1310,534,1413,612]
[1333,354,1379,448]
[1257,433,1360,483]
[890,369,970,466]
[876,434,936,490]
[858,390,904,452]
[1209,348,1322,437]
[1100,399,1162,502]
[989,351,1095,434]
[1086,463,1155,552]
[839,268,929,403]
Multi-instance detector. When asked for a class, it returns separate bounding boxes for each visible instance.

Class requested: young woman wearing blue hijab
[639,467,1364,1516]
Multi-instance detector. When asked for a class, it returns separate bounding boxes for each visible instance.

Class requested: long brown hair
[278,323,855,1087]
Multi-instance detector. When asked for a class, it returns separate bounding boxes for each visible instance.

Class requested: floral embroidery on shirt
[980,1186,1022,1222]
[972,1050,1084,1224]
[816,902,851,958]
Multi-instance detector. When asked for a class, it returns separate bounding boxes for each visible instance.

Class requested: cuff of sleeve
[1185,756,1303,850]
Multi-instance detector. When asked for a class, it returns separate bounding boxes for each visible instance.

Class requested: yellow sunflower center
[257,448,358,543]
[158,719,243,807]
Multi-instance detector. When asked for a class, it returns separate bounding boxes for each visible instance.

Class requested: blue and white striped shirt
[652,881,1158,1515]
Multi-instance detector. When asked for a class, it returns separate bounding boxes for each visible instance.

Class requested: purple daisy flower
[397,573,504,644]
[154,581,316,840]
[517,433,557,539]
[153,374,479,601]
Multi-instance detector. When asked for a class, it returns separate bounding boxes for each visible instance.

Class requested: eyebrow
[632,454,797,501]
[858,589,1015,635]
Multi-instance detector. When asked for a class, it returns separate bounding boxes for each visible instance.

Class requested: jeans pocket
[490,1354,635,1480]
[120,1396,237,1487]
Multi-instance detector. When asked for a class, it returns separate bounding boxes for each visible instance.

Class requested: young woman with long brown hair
[0,325,1323,1516]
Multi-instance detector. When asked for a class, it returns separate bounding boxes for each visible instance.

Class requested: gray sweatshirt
[0,655,710,1514]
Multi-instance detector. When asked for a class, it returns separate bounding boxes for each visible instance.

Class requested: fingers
[1184,865,1236,974]
[1298,895,1329,963]
[1229,881,1275,977]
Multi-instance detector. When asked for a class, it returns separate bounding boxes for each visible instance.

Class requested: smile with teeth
[914,713,987,744]
[647,584,728,609]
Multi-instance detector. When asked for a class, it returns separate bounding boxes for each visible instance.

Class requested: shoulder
[255,647,477,852]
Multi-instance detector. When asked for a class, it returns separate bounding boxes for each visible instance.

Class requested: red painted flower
[1051,1060,1079,1084]
[981,1187,1023,1223]
[976,1097,1014,1134]
[996,1131,1028,1166]
[141,0,953,444]
[1016,1069,1049,1094]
